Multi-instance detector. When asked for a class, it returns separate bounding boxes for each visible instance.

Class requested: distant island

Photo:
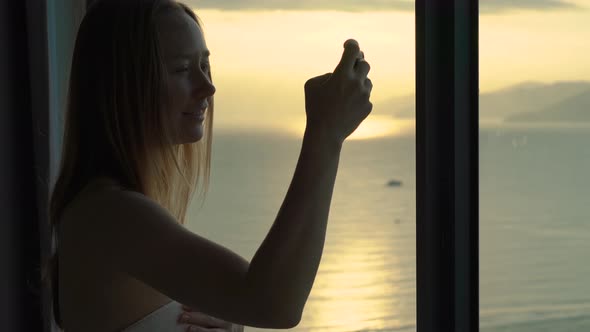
[505,89,590,123]
[375,81,590,124]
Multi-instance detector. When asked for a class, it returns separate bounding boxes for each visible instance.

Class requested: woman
[44,0,373,331]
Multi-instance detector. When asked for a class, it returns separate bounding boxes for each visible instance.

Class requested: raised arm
[79,39,372,329]
[245,39,373,325]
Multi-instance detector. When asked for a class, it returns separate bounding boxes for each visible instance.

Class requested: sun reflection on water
[299,236,412,331]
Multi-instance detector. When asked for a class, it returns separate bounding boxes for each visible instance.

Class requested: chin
[182,127,204,144]
[173,120,205,144]
[174,136,203,145]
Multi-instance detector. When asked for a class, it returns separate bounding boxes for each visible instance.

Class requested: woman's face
[157,10,215,144]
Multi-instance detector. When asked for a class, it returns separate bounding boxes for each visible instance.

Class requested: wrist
[303,124,343,153]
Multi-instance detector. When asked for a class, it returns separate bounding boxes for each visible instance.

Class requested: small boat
[387,179,403,187]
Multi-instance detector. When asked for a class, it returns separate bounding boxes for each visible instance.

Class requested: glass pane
[480,2,590,331]
[184,4,416,332]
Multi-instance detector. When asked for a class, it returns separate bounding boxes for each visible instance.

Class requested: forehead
[156,10,208,59]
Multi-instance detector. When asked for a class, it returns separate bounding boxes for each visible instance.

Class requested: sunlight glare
[348,116,414,140]
[302,236,408,331]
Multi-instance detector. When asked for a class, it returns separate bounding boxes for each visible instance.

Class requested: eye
[175,65,190,73]
[201,62,211,73]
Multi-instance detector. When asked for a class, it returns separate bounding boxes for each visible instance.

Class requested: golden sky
[192,1,590,134]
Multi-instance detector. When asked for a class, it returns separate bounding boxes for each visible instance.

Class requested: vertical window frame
[415,0,479,331]
[34,1,86,331]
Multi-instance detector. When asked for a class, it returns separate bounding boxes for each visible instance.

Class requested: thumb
[334,39,360,75]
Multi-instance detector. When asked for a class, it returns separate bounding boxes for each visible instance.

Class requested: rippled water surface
[186,128,590,331]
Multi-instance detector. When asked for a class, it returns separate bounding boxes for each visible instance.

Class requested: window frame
[26,1,85,331]
[415,0,479,331]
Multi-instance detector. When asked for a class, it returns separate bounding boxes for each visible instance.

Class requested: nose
[200,77,216,97]
[191,71,216,100]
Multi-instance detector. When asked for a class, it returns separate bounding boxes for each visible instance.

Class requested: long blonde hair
[43,0,213,327]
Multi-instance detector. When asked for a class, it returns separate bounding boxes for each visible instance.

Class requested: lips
[183,111,205,116]
[184,113,205,122]
[182,103,208,117]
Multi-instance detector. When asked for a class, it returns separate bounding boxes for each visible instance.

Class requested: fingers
[184,327,226,332]
[355,59,371,78]
[334,39,371,83]
[334,39,360,75]
[355,50,365,66]
[365,77,373,91]
[354,49,371,96]
[184,327,225,332]
[178,311,231,328]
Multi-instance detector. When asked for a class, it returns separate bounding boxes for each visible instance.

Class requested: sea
[185,125,590,332]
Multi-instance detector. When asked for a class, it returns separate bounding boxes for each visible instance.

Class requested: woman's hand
[177,305,244,332]
[304,38,373,144]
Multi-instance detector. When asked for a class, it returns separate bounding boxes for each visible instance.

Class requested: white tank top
[120,301,186,332]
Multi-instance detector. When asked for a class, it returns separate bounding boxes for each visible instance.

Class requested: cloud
[184,0,581,13]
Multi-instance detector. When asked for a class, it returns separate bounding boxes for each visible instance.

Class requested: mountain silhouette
[375,81,590,122]
[506,89,590,122]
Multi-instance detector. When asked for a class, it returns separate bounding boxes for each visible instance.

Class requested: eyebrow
[173,50,210,59]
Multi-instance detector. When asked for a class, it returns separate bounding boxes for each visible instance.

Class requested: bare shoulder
[72,182,174,227]
[66,178,167,219]
[61,177,250,302]
[61,178,169,238]
[59,177,289,328]
[62,179,184,262]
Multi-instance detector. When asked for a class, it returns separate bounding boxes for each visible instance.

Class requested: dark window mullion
[415,0,479,331]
